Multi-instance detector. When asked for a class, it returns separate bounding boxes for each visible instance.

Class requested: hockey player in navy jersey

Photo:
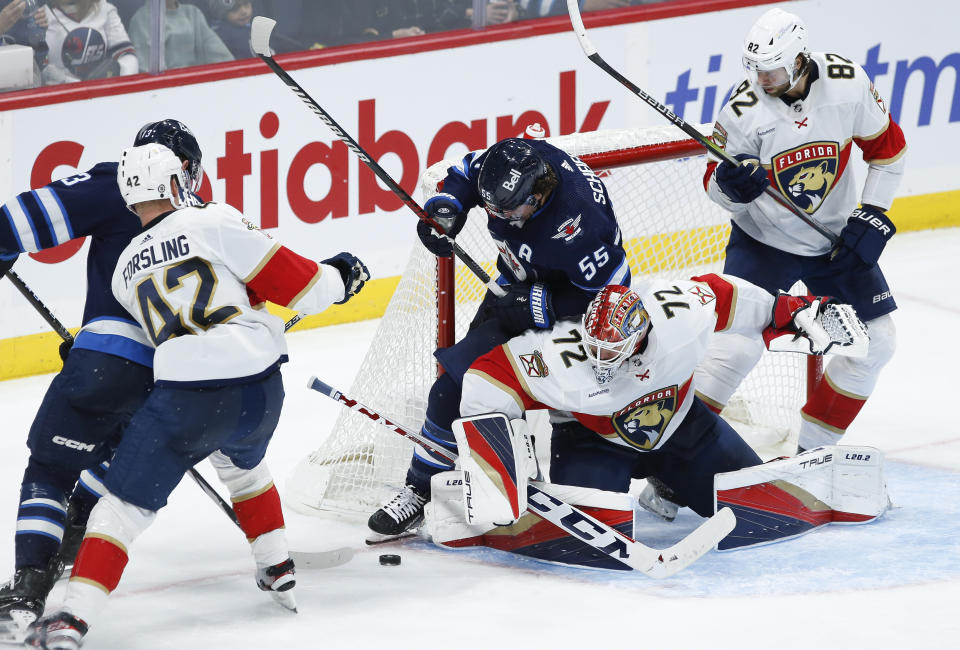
[367,136,631,541]
[26,141,369,650]
[0,120,204,642]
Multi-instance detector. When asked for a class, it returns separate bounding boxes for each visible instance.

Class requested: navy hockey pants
[27,348,153,481]
[103,369,284,511]
[550,397,762,517]
[724,221,897,322]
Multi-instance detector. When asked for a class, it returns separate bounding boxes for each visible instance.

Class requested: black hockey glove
[714,153,769,203]
[489,283,555,335]
[322,252,370,305]
[59,338,73,362]
[0,253,17,277]
[831,205,895,270]
[416,193,467,258]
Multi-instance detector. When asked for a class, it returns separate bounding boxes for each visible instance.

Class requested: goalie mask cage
[286,124,821,518]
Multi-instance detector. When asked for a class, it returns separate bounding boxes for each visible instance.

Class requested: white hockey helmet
[742,8,809,95]
[117,143,191,213]
[581,285,651,385]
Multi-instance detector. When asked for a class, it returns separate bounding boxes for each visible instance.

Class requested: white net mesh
[286,126,806,518]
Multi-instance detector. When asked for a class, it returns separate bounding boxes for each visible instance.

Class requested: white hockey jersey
[705,52,907,256]
[42,1,137,84]
[111,202,347,385]
[461,274,777,452]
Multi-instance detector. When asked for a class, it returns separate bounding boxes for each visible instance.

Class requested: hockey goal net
[286,124,815,518]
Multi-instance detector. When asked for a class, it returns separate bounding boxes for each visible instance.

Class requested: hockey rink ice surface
[1,227,958,649]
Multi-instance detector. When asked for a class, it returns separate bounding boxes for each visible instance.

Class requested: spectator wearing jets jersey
[696,8,906,452]
[41,0,137,84]
[367,135,630,542]
[27,142,370,650]
[0,119,204,643]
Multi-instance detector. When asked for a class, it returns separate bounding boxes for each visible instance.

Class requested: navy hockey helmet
[477,139,550,221]
[133,119,203,192]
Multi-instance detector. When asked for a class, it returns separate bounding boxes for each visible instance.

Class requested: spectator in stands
[0,0,49,69]
[42,0,137,84]
[128,0,232,71]
[204,0,302,58]
[519,0,660,19]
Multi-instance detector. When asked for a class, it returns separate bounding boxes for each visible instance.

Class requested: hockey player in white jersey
[457,275,868,520]
[697,8,906,452]
[26,142,370,650]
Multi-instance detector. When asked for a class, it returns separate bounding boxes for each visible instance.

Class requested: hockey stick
[308,376,734,578]
[186,468,353,569]
[249,16,505,299]
[5,271,75,343]
[565,1,839,247]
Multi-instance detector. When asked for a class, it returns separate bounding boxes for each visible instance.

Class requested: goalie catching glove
[763,292,869,357]
[416,193,467,258]
[452,413,540,527]
[321,252,370,304]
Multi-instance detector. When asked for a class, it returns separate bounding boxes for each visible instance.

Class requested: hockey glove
[763,292,869,357]
[322,252,370,305]
[831,205,895,270]
[416,193,467,258]
[714,153,769,203]
[59,338,73,362]
[489,282,555,335]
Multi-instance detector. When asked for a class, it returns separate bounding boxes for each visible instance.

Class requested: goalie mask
[118,143,192,212]
[742,8,809,96]
[477,139,551,223]
[582,285,651,385]
[133,119,204,193]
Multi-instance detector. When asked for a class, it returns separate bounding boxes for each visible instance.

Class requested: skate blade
[268,589,297,613]
[364,530,418,546]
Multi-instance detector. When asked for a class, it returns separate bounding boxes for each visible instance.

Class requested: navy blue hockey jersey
[439,139,630,317]
[1,163,153,366]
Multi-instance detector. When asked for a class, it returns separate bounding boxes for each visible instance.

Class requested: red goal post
[285,124,819,518]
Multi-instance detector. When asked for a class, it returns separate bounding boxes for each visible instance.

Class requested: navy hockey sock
[15,483,68,570]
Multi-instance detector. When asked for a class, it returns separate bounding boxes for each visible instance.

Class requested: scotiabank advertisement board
[0,0,956,342]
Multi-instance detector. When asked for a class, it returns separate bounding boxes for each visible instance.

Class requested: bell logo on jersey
[611,385,678,450]
[772,141,839,214]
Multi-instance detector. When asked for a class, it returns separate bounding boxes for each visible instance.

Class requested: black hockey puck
[379,554,401,566]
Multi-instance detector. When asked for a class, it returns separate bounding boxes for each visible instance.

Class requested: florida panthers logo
[611,386,678,450]
[772,141,840,214]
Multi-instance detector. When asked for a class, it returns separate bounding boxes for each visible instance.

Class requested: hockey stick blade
[309,378,730,577]
[289,546,354,569]
[250,15,274,56]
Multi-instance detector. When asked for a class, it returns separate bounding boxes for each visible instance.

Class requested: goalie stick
[564,0,839,247]
[249,16,505,299]
[4,273,348,569]
[308,376,735,578]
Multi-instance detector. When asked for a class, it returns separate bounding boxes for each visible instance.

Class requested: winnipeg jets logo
[552,215,582,241]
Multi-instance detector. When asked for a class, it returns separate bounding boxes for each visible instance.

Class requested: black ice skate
[24,610,88,650]
[0,557,65,644]
[366,485,428,544]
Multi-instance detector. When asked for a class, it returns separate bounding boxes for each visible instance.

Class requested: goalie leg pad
[714,445,889,551]
[425,473,638,571]
[452,414,538,526]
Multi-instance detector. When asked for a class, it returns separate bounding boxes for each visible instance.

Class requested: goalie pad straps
[714,445,888,551]
[452,414,538,526]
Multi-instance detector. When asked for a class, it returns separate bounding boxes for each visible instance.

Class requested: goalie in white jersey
[27,143,370,650]
[459,275,869,520]
[697,8,906,452]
